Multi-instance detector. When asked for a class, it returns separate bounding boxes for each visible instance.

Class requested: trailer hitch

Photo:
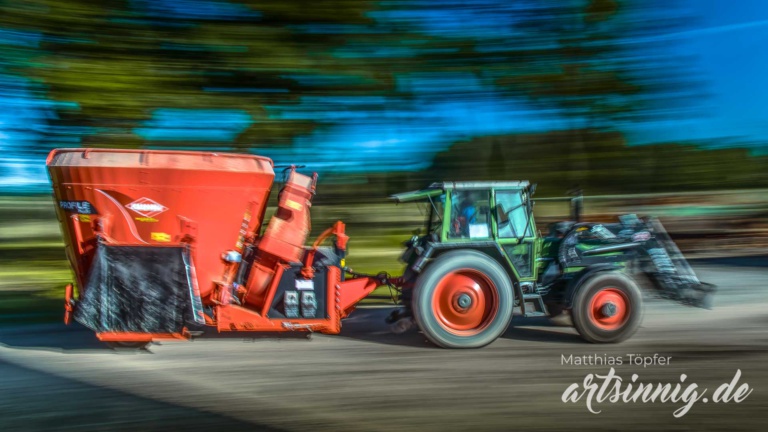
[345,268,401,287]
[344,268,405,305]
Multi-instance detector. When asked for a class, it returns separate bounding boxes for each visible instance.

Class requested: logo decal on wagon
[59,200,97,214]
[125,197,168,218]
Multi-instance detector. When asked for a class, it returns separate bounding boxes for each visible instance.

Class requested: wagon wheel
[106,341,149,350]
[413,250,514,348]
[571,272,643,343]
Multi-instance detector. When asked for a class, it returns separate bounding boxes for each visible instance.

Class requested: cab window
[449,190,491,239]
[496,190,532,238]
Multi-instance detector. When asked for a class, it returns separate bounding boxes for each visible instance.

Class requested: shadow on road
[0,322,111,352]
[0,322,320,353]
[502,315,584,344]
[0,307,586,352]
[0,358,279,432]
[337,307,434,348]
[338,307,586,348]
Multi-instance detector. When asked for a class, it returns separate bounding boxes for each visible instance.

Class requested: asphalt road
[1,263,767,431]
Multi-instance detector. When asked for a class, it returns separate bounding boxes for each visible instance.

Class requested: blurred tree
[491,0,699,189]
[0,1,696,151]
[0,0,735,200]
[487,140,506,176]
[330,0,700,192]
[0,0,383,149]
[431,130,768,196]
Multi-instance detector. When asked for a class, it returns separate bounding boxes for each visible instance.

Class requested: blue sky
[628,0,768,147]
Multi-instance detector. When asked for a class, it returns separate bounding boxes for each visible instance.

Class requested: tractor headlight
[402,235,420,248]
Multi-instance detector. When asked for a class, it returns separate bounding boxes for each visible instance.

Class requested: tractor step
[523,311,548,317]
[521,293,549,318]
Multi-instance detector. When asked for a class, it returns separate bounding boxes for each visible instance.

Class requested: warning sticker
[151,232,171,242]
[295,279,314,290]
[286,200,303,211]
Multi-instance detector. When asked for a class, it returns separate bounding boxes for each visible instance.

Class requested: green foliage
[0,0,692,148]
[431,131,768,196]
[0,0,384,147]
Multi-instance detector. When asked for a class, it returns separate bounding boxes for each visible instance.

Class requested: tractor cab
[392,181,539,282]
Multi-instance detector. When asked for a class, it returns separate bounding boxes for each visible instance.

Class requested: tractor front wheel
[571,272,643,343]
[413,250,514,349]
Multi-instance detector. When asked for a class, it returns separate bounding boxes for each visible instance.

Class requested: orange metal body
[47,148,274,299]
[257,170,316,263]
[96,332,189,342]
[46,148,380,344]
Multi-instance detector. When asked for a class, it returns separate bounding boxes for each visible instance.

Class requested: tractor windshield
[496,189,533,238]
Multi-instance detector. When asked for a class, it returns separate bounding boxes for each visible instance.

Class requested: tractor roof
[433,181,530,190]
[390,181,530,203]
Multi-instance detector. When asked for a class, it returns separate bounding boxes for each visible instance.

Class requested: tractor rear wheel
[571,272,643,343]
[413,250,514,348]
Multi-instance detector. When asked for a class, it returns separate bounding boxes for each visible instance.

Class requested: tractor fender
[563,264,623,308]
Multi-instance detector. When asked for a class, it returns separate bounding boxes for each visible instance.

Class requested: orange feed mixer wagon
[47,148,381,345]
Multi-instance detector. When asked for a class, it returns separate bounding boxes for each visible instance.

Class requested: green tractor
[377,181,714,348]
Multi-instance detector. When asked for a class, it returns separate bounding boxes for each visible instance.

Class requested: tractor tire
[413,250,514,349]
[571,272,643,344]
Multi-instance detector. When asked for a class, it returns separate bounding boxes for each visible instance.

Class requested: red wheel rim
[432,269,499,336]
[588,287,629,331]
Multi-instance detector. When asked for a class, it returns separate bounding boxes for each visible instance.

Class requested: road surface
[1,262,766,431]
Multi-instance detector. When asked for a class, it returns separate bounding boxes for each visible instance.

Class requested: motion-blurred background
[1,2,768,431]
[1,0,767,315]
